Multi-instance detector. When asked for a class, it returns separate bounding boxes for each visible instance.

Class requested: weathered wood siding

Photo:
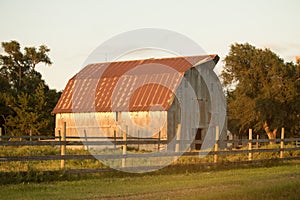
[55,111,168,150]
[167,63,212,151]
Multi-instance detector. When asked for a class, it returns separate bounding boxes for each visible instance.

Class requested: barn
[52,55,223,151]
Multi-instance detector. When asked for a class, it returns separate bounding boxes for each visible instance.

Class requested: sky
[0,0,299,91]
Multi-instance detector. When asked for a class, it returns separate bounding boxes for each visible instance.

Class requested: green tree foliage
[221,43,300,139]
[0,40,60,136]
[4,83,49,136]
[0,40,51,93]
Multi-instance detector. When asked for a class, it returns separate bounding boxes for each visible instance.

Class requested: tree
[0,73,12,129]
[0,40,59,136]
[221,43,300,140]
[4,83,49,137]
[0,40,51,93]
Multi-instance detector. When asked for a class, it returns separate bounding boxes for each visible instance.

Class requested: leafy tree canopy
[0,41,60,137]
[0,40,51,93]
[221,43,300,139]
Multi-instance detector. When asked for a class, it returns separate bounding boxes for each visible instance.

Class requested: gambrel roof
[52,55,219,114]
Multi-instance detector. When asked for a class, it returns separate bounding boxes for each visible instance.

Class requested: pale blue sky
[1,0,299,90]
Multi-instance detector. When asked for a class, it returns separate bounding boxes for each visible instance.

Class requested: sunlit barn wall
[55,111,168,150]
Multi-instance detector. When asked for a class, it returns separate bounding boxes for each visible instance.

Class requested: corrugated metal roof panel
[52,55,218,114]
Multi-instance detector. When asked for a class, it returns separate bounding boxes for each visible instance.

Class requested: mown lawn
[0,161,299,200]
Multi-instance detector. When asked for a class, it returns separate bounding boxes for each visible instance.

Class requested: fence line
[0,126,300,171]
[1,140,299,158]
[1,147,300,162]
[1,138,299,146]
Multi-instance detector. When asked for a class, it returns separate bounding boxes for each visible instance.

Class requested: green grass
[0,161,299,200]
[0,146,107,172]
[1,144,299,173]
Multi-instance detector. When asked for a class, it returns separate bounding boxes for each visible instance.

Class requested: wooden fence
[0,126,299,173]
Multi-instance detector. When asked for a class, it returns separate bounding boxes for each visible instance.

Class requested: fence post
[214,126,219,163]
[122,126,127,168]
[158,131,161,151]
[232,134,236,148]
[137,130,140,151]
[280,128,285,159]
[114,130,116,149]
[256,134,259,149]
[248,129,252,161]
[61,122,66,169]
[0,127,2,141]
[58,130,61,149]
[30,129,32,141]
[84,129,89,151]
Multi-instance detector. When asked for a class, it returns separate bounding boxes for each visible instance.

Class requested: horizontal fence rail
[0,126,300,173]
[1,138,299,146]
[1,147,300,162]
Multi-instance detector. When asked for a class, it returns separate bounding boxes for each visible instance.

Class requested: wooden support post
[61,122,66,169]
[137,130,140,151]
[122,126,127,168]
[158,131,161,151]
[0,127,2,141]
[280,128,285,159]
[256,134,259,149]
[84,129,89,151]
[232,134,236,149]
[30,129,32,141]
[114,130,116,149]
[214,126,219,163]
[58,130,61,148]
[175,124,181,153]
[175,124,181,162]
[248,129,252,161]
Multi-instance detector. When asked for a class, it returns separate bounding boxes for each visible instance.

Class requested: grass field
[1,144,299,173]
[0,161,299,200]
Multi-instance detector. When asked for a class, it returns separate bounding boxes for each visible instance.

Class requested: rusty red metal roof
[52,55,218,114]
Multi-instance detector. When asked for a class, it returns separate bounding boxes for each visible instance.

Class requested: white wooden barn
[52,55,222,150]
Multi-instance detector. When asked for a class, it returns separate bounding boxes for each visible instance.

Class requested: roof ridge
[86,54,216,66]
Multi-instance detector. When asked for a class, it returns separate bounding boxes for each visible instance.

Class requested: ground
[0,161,299,200]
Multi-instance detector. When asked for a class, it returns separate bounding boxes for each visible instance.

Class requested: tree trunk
[263,121,277,144]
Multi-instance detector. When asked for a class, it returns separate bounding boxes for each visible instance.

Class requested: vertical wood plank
[248,129,252,161]
[158,131,161,151]
[137,130,140,151]
[114,130,116,149]
[175,124,181,153]
[175,124,181,162]
[214,126,219,163]
[280,128,285,159]
[84,129,89,151]
[58,130,61,149]
[61,122,66,169]
[29,129,32,141]
[122,126,127,168]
